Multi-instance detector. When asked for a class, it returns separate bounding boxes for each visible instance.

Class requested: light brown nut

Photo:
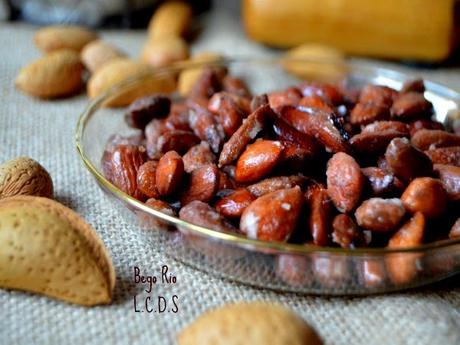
[384,137,433,182]
[109,145,147,200]
[400,177,447,218]
[361,121,410,135]
[283,43,345,82]
[349,130,407,156]
[425,146,460,167]
[449,218,460,239]
[411,129,460,151]
[326,152,365,213]
[240,187,303,242]
[179,200,236,233]
[361,167,395,196]
[350,103,390,125]
[34,25,97,53]
[391,92,432,121]
[331,214,361,249]
[305,184,332,246]
[433,164,460,200]
[178,302,323,345]
[0,195,115,306]
[15,50,83,99]
[275,254,312,287]
[125,94,171,130]
[386,212,425,285]
[80,39,126,73]
[235,140,284,183]
[140,36,189,68]
[218,104,271,167]
[180,164,220,205]
[148,1,192,39]
[136,161,159,198]
[358,84,396,107]
[189,103,225,153]
[155,151,184,196]
[157,130,201,155]
[0,157,53,199]
[183,142,216,173]
[355,198,405,232]
[215,188,256,218]
[247,175,308,197]
[281,106,351,153]
[87,58,176,107]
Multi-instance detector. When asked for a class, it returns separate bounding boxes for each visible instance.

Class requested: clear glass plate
[76,57,460,295]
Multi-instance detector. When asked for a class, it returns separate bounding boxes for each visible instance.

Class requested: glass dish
[76,57,460,295]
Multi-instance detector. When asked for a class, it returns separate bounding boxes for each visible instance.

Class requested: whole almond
[15,49,84,99]
[156,151,184,196]
[400,177,447,218]
[140,36,189,68]
[240,187,303,242]
[87,58,176,107]
[0,157,53,199]
[148,1,193,39]
[80,39,126,73]
[34,25,97,53]
[178,302,323,345]
[0,196,115,306]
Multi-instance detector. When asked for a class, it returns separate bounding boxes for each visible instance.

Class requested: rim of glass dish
[76,56,460,256]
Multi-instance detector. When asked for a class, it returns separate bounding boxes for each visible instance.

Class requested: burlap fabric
[1,4,460,345]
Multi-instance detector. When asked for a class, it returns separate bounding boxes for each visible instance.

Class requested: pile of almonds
[102,69,460,255]
[0,156,115,305]
[15,1,196,105]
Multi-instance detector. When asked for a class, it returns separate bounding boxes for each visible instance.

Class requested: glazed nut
[235,140,284,183]
[433,164,460,200]
[136,161,159,198]
[355,198,406,232]
[326,152,365,213]
[332,214,361,249]
[179,200,236,233]
[182,142,216,173]
[305,184,331,246]
[180,164,220,205]
[155,150,184,196]
[0,157,53,199]
[400,177,447,218]
[240,187,303,242]
[125,94,171,129]
[215,188,256,218]
[411,129,460,151]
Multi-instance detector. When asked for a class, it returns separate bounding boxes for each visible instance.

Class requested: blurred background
[2,0,459,64]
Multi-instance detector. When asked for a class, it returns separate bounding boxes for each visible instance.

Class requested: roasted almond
[401,177,447,218]
[355,198,405,232]
[180,164,219,205]
[81,39,126,73]
[215,188,256,218]
[155,151,184,196]
[433,164,460,200]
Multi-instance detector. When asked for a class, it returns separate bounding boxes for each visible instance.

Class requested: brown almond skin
[125,94,171,129]
[215,188,256,218]
[247,175,308,197]
[180,164,220,205]
[425,147,460,167]
[355,198,405,232]
[386,212,425,285]
[208,92,245,137]
[385,137,433,182]
[179,200,236,233]
[155,151,184,196]
[391,92,432,120]
[157,130,201,155]
[401,177,447,218]
[326,152,365,213]
[359,84,396,107]
[433,164,460,200]
[240,187,303,242]
[110,145,147,200]
[411,129,460,151]
[332,214,361,249]
[305,184,332,246]
[349,130,407,156]
[409,119,444,136]
[235,140,284,183]
[299,82,343,105]
[361,121,410,135]
[189,102,225,153]
[350,103,390,125]
[222,76,251,98]
[136,161,159,198]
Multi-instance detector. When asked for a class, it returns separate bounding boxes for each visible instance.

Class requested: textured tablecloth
[1,3,460,345]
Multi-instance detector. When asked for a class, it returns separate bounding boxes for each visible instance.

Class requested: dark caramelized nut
[137,160,159,198]
[355,198,405,232]
[400,177,447,218]
[215,188,255,218]
[411,129,460,151]
[305,184,332,246]
[180,164,220,205]
[425,146,460,167]
[350,103,390,125]
[125,94,171,129]
[155,151,184,196]
[433,164,460,200]
[391,92,432,121]
[332,214,361,249]
[247,175,308,197]
[182,142,216,173]
[179,200,236,233]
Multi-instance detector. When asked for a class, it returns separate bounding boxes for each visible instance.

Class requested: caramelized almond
[155,151,184,196]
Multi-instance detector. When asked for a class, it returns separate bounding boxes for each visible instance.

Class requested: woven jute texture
[1,5,460,344]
